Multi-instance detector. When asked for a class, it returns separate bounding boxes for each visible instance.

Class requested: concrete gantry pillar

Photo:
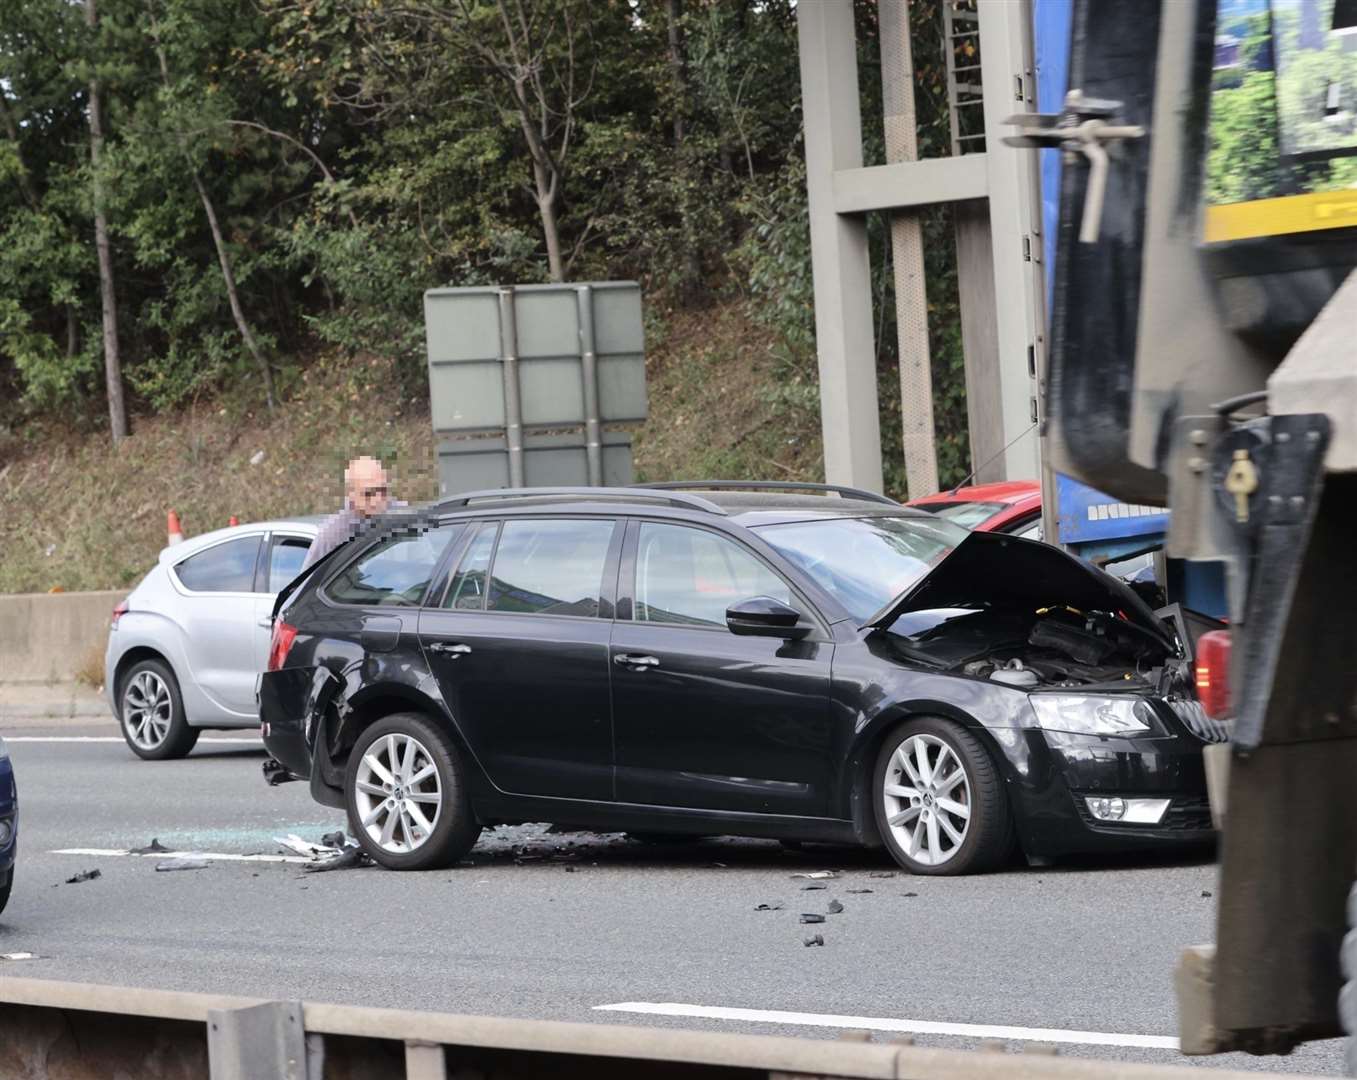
[796,0,885,494]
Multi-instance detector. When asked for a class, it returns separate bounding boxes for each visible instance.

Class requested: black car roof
[418,486,929,529]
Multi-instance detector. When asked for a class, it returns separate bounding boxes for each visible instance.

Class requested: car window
[634,522,791,628]
[442,523,497,611]
[757,515,967,623]
[327,525,459,607]
[486,519,615,617]
[928,501,1006,529]
[266,536,312,593]
[174,535,262,593]
[1011,519,1043,541]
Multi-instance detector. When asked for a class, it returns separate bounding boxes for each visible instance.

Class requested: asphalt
[0,724,1347,1075]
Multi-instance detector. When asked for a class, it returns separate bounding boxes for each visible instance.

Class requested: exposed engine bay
[886,605,1194,695]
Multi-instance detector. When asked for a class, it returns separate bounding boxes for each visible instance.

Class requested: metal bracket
[1004,90,1145,243]
[207,1000,309,1080]
[1231,413,1332,752]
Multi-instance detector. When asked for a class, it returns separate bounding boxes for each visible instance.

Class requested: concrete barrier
[0,977,1323,1080]
[0,590,126,685]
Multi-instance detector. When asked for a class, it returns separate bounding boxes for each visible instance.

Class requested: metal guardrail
[0,977,1323,1080]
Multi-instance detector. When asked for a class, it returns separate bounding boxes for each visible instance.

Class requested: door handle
[614,653,659,670]
[428,642,472,658]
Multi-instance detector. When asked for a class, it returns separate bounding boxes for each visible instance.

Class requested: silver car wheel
[353,732,442,855]
[123,671,172,750]
[882,733,972,867]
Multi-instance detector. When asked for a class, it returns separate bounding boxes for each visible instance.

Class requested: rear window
[925,501,1006,529]
[486,519,616,617]
[174,535,262,593]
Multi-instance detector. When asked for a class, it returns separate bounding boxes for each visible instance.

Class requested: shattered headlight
[1028,695,1155,736]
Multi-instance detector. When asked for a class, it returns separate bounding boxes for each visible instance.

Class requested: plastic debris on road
[303,846,371,873]
[274,834,341,859]
[64,869,101,884]
[827,899,844,914]
[800,883,826,891]
[754,903,783,911]
[799,913,826,924]
[790,871,838,880]
[156,858,210,872]
[0,953,40,961]
[803,935,825,947]
[846,888,873,894]
[129,838,170,855]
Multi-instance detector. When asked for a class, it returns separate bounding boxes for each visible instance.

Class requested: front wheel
[345,713,481,871]
[872,717,1013,876]
[119,659,199,760]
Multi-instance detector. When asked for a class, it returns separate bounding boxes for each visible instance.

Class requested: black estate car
[259,483,1221,874]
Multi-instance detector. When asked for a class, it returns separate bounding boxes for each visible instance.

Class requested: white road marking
[592,1002,1180,1050]
[5,736,260,744]
[52,847,312,865]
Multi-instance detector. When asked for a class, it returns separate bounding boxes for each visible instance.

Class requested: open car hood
[862,530,1177,652]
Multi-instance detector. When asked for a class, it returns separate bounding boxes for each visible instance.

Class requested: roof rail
[640,480,900,507]
[434,486,727,515]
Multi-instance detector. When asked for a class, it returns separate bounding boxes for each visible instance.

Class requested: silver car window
[174,535,262,593]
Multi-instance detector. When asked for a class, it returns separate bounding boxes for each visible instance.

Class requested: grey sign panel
[438,433,635,495]
[423,283,647,436]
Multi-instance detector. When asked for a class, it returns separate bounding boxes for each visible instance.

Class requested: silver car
[104,518,320,759]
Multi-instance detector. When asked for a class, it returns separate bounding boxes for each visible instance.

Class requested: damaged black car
[258,484,1220,874]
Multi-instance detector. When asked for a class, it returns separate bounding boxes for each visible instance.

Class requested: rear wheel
[119,659,199,760]
[872,717,1012,876]
[344,712,480,871]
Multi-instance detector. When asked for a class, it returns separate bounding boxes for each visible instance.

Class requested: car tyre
[345,712,480,871]
[872,717,1013,876]
[118,658,199,761]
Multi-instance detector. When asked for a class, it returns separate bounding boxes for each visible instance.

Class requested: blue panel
[1056,473,1169,544]
[1033,0,1073,297]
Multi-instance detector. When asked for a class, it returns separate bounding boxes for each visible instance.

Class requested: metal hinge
[1003,90,1146,244]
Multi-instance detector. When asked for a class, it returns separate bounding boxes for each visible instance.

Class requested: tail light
[1195,630,1232,719]
[267,620,298,672]
[111,600,129,628]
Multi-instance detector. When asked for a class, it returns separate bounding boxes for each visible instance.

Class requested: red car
[906,480,1042,536]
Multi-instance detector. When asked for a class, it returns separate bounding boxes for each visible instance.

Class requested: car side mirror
[726,596,808,639]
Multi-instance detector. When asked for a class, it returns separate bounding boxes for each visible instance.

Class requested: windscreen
[756,515,969,623]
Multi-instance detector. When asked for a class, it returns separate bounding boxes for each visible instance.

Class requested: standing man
[300,455,392,571]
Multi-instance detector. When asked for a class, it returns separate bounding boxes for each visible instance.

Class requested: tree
[85,0,129,442]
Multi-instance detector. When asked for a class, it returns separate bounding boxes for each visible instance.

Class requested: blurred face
[345,458,390,517]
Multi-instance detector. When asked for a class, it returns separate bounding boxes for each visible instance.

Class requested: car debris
[262,758,297,787]
[827,899,845,914]
[902,891,918,898]
[129,838,170,855]
[791,871,839,880]
[64,869,101,884]
[800,883,826,891]
[754,903,784,911]
[156,858,209,872]
[303,846,370,873]
[846,888,873,894]
[800,913,826,924]
[0,953,41,961]
[869,871,896,879]
[274,834,341,859]
[320,831,348,850]
[803,935,825,947]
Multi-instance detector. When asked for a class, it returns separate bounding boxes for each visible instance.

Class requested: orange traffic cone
[228,515,239,527]
[167,510,185,546]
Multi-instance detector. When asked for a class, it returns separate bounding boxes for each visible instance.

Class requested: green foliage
[0,0,975,492]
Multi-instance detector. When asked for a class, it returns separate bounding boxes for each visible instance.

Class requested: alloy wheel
[123,671,172,751]
[353,732,443,854]
[882,733,972,867]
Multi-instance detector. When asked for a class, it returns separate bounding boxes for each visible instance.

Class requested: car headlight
[1028,695,1155,736]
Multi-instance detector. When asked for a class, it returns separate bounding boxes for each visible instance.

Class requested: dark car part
[117,658,199,760]
[872,717,1013,876]
[344,712,481,871]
